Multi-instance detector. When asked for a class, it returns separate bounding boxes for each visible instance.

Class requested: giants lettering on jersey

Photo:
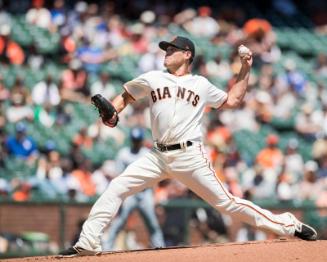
[151,86,200,107]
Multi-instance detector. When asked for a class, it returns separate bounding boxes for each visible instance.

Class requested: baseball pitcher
[59,36,317,257]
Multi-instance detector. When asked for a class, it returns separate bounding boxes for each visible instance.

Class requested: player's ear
[184,50,192,61]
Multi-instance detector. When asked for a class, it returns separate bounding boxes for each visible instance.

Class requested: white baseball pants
[76,142,297,251]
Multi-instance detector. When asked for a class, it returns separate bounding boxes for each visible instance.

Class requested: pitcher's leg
[104,195,138,250]
[76,151,167,251]
[177,169,299,236]
[172,145,298,238]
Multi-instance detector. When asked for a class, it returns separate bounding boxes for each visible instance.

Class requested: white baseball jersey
[124,70,227,144]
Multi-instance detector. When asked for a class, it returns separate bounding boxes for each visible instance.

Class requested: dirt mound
[4,240,327,262]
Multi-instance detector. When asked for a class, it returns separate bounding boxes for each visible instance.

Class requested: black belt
[155,141,193,152]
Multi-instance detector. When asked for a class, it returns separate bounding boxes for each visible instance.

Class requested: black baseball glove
[91,94,119,127]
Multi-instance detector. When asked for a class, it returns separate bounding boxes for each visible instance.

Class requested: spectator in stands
[184,6,220,38]
[54,102,72,126]
[256,134,284,171]
[6,85,33,123]
[78,25,117,67]
[276,166,294,201]
[26,0,52,30]
[90,71,116,99]
[205,54,233,81]
[284,59,307,95]
[87,119,126,146]
[32,141,66,198]
[253,90,273,124]
[295,103,323,141]
[103,128,165,250]
[106,15,128,48]
[284,138,304,183]
[76,37,104,73]
[0,24,25,65]
[73,127,93,149]
[11,77,31,103]
[69,143,85,170]
[220,101,259,132]
[66,1,88,35]
[51,0,67,29]
[174,8,196,29]
[5,122,38,161]
[297,160,320,201]
[58,79,86,103]
[51,158,86,201]
[81,3,102,41]
[32,75,61,106]
[58,28,76,64]
[92,19,111,51]
[26,42,45,70]
[241,164,277,199]
[241,18,279,67]
[71,159,96,197]
[32,155,60,199]
[36,141,63,181]
[126,23,149,54]
[61,59,88,96]
[272,85,297,120]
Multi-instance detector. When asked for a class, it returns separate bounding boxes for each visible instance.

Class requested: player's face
[164,46,191,68]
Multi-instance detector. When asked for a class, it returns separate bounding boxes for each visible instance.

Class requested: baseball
[238,45,250,57]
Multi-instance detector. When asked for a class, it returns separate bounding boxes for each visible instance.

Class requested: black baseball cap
[159,36,195,59]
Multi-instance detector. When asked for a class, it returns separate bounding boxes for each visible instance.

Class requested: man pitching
[59,36,317,257]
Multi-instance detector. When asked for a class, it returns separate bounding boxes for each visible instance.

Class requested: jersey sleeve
[205,78,228,108]
[123,72,153,100]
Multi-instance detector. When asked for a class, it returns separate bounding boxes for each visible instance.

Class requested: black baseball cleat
[287,213,317,241]
[57,246,79,257]
[294,223,318,241]
[57,246,99,258]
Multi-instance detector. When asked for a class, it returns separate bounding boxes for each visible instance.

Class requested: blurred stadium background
[0,0,327,258]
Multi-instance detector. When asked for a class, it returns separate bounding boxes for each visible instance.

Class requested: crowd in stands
[0,0,327,243]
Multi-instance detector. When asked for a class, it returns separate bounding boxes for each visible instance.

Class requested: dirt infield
[4,240,327,262]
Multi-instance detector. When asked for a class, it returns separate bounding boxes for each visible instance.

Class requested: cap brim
[159,41,180,51]
[159,41,170,51]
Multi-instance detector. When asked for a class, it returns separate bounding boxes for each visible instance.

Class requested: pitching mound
[4,240,327,262]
